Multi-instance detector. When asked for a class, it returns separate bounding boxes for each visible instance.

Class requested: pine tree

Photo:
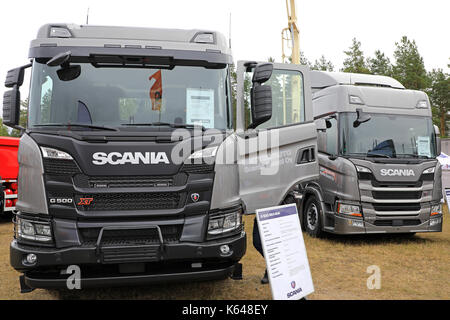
[428,69,450,137]
[299,51,312,67]
[312,55,334,72]
[341,38,370,74]
[368,50,392,76]
[392,36,428,90]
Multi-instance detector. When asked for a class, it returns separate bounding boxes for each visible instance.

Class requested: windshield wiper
[366,153,392,158]
[122,122,206,131]
[397,153,430,159]
[33,123,118,131]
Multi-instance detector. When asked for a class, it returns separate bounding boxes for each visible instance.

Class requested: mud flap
[20,275,35,293]
[231,262,243,280]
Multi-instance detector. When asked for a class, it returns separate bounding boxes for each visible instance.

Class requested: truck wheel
[304,196,324,238]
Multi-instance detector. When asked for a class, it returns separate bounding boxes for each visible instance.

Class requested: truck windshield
[340,112,436,159]
[28,61,231,130]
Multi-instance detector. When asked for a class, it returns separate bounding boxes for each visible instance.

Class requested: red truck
[0,136,19,214]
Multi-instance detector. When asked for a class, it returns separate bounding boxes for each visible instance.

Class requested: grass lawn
[0,207,448,300]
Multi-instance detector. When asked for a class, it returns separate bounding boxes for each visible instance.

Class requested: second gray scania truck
[3,23,319,291]
[298,71,443,236]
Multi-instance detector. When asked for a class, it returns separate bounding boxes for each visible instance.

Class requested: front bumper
[331,214,443,235]
[11,232,246,289]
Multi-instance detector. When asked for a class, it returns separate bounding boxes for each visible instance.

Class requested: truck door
[236,61,318,213]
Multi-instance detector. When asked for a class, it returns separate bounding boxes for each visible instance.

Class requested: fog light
[26,253,37,265]
[347,219,364,228]
[430,217,442,227]
[220,245,230,255]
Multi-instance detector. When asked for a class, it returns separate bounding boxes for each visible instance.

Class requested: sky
[0,0,449,117]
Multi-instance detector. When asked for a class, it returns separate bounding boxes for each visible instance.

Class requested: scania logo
[92,152,170,165]
[287,280,302,298]
[191,193,200,202]
[380,169,415,177]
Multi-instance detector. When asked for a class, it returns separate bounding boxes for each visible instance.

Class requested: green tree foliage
[368,50,392,76]
[0,118,10,136]
[392,36,428,90]
[299,51,312,67]
[428,69,450,137]
[229,63,252,129]
[312,55,334,72]
[341,38,370,74]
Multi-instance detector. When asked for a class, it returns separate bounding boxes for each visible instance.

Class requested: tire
[303,195,324,238]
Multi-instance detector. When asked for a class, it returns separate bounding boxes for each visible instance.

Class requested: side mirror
[2,88,20,127]
[47,51,81,81]
[3,64,30,128]
[248,63,273,129]
[5,65,28,88]
[252,63,273,83]
[353,108,371,128]
[317,131,326,153]
[47,51,71,67]
[434,125,441,156]
[315,118,327,131]
[57,65,81,81]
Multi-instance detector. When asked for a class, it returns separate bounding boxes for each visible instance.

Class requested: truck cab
[3,23,318,291]
[299,71,443,236]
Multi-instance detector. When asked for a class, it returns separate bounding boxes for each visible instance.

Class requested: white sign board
[186,88,214,128]
[445,189,450,206]
[256,203,314,300]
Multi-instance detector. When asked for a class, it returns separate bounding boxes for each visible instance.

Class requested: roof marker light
[49,27,72,38]
[416,100,428,109]
[193,33,214,44]
[349,95,364,105]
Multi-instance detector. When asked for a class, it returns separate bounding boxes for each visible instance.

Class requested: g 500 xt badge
[49,197,73,205]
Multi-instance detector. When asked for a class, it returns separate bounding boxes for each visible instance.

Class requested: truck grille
[80,225,182,245]
[73,173,188,188]
[181,163,215,174]
[373,219,421,226]
[76,192,182,211]
[88,176,173,188]
[372,203,421,212]
[43,159,81,175]
[372,191,422,200]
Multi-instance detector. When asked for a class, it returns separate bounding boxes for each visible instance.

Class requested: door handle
[297,147,316,164]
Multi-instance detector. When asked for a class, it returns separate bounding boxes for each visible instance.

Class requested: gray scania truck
[298,71,443,236]
[3,23,319,291]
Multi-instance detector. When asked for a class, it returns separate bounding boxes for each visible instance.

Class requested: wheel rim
[306,203,319,231]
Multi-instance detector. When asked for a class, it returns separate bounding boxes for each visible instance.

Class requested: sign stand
[256,203,314,300]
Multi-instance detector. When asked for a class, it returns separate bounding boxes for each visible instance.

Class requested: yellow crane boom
[281,0,300,64]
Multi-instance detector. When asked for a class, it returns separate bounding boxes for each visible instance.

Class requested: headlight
[430,204,442,216]
[430,217,442,226]
[356,165,372,173]
[208,210,242,236]
[16,217,52,243]
[40,146,73,160]
[423,167,435,174]
[349,95,364,105]
[337,202,362,218]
